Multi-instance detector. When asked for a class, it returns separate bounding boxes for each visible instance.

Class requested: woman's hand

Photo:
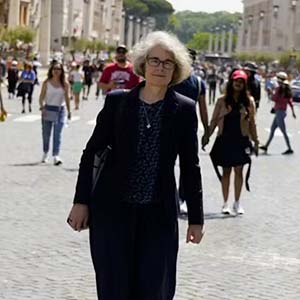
[186,225,205,244]
[67,203,89,232]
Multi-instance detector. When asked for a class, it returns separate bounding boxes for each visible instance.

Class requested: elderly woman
[204,70,259,215]
[67,31,204,300]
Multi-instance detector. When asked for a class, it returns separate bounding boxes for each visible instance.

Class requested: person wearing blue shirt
[18,62,36,113]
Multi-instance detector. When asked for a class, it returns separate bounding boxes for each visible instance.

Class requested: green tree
[187,32,210,51]
[124,0,174,29]
[1,26,35,48]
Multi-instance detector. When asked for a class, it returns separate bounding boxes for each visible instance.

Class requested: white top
[45,81,65,107]
[70,70,82,82]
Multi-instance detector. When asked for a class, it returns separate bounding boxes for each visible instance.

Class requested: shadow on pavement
[10,162,42,167]
[179,212,237,221]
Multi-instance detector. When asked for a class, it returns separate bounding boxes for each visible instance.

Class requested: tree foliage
[167,11,242,44]
[124,0,174,29]
[1,26,35,47]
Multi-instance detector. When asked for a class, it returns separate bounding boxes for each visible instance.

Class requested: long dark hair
[278,83,292,98]
[47,63,65,87]
[224,75,250,111]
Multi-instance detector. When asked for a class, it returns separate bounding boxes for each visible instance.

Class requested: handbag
[91,145,112,195]
[42,105,61,122]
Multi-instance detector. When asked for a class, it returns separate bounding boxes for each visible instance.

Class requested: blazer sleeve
[73,93,116,205]
[178,101,204,225]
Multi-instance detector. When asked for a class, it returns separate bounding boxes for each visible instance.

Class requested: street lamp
[273,5,279,17]
[291,0,297,9]
[259,10,265,19]
[248,14,253,23]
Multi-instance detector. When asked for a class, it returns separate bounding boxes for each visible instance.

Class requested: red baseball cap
[231,70,248,81]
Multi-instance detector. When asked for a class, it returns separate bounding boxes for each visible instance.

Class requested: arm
[248,98,259,154]
[208,97,222,137]
[178,103,204,243]
[288,97,296,118]
[64,82,71,119]
[198,94,209,150]
[68,94,116,231]
[39,81,48,110]
[99,67,117,92]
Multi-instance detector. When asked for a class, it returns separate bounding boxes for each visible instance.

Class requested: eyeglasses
[146,57,176,70]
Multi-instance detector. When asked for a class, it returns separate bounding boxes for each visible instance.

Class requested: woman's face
[52,64,63,76]
[144,45,176,88]
[232,78,245,92]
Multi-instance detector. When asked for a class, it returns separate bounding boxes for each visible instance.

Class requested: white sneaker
[233,201,244,215]
[222,202,231,214]
[53,156,63,166]
[41,153,49,163]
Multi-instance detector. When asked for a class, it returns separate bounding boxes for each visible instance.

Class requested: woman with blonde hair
[67,31,204,300]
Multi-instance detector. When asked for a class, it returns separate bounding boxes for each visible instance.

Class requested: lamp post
[246,14,253,51]
[208,29,213,53]
[257,10,265,51]
[290,0,298,50]
[227,24,234,56]
[236,17,243,52]
[271,5,279,52]
[221,25,226,54]
[213,26,220,54]
[135,18,141,44]
[126,15,134,50]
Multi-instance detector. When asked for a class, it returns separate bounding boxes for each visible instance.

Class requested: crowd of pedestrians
[0,30,298,300]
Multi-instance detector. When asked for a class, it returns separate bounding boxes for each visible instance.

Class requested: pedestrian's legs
[53,121,64,156]
[28,88,33,112]
[21,95,26,113]
[42,120,53,154]
[221,167,232,203]
[74,93,80,109]
[209,86,212,105]
[265,115,278,147]
[53,108,65,156]
[212,86,216,104]
[234,165,244,201]
[276,110,292,150]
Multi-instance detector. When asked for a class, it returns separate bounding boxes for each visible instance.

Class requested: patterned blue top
[124,99,165,204]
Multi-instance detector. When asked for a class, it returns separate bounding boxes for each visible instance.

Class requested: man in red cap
[99,45,140,94]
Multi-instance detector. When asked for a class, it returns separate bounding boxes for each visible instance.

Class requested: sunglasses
[116,49,126,54]
[53,67,62,71]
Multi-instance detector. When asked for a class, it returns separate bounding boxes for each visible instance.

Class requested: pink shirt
[272,89,293,111]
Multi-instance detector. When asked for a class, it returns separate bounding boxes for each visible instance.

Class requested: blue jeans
[266,109,292,149]
[42,107,65,156]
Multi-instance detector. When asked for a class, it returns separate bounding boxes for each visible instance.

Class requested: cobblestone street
[1,81,300,300]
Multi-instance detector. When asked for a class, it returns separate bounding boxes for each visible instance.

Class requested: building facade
[237,0,300,53]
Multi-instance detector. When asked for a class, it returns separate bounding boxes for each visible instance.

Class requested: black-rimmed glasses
[146,57,176,70]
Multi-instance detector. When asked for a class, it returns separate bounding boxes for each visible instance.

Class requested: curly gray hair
[131,31,192,86]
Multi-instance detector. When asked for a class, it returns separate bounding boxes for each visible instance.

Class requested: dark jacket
[247,75,261,109]
[73,82,204,225]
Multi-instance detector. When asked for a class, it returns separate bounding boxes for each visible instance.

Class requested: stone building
[237,0,300,53]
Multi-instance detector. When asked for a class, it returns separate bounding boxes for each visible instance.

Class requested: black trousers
[89,203,179,300]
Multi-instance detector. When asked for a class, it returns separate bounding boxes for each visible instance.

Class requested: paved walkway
[0,84,300,299]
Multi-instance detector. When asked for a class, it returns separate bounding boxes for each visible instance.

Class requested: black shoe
[259,145,268,152]
[21,109,25,114]
[282,149,294,155]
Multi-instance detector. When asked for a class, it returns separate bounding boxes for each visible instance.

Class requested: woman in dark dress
[7,61,19,99]
[204,70,259,215]
[67,31,204,300]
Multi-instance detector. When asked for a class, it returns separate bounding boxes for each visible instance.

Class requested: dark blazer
[73,81,204,225]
